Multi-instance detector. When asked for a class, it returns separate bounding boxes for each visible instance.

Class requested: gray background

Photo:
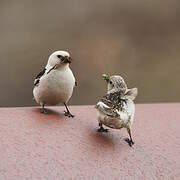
[0,0,180,106]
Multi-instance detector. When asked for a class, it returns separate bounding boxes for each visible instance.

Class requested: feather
[34,68,46,86]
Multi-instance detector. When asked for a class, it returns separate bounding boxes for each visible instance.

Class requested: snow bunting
[33,50,76,117]
[95,74,138,146]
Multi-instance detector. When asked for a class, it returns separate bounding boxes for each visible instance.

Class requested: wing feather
[96,91,128,118]
[96,102,119,117]
[34,68,46,86]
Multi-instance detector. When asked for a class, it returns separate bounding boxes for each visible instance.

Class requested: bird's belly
[33,69,75,105]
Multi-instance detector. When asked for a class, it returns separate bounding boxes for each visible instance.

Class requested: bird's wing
[34,65,58,86]
[34,68,46,86]
[101,91,125,108]
[96,91,128,118]
[96,101,119,118]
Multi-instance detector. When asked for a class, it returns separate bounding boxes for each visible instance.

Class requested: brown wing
[101,91,126,109]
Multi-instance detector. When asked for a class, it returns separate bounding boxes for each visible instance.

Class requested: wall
[0,0,180,106]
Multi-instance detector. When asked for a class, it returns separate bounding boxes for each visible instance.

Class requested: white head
[47,50,72,68]
[103,74,138,100]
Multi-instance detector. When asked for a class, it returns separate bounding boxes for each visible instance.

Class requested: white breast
[33,66,75,105]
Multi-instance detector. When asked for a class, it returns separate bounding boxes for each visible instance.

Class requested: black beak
[63,56,72,64]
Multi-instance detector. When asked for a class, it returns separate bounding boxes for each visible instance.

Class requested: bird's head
[103,74,127,94]
[47,50,72,68]
[103,74,138,100]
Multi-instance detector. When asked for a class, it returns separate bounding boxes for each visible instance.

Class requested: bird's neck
[46,63,70,71]
[57,63,70,70]
[107,88,119,94]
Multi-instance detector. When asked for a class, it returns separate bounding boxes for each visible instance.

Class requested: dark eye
[109,81,113,84]
[57,55,63,59]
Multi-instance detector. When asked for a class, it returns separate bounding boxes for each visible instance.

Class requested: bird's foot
[64,111,74,118]
[124,138,134,147]
[40,108,47,114]
[97,127,109,133]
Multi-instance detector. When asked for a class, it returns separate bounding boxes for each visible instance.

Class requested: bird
[95,74,138,146]
[33,50,76,117]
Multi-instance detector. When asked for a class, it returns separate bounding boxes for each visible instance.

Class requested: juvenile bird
[95,74,138,146]
[33,50,76,117]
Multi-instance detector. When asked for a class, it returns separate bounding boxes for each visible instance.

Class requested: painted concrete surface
[0,104,179,180]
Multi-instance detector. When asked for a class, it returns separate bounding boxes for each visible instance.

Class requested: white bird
[33,50,76,117]
[95,74,138,146]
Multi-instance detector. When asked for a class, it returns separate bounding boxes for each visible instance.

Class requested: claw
[124,138,134,147]
[40,108,47,114]
[97,127,109,133]
[64,111,74,118]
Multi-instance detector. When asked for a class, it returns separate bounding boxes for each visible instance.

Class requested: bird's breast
[33,68,75,105]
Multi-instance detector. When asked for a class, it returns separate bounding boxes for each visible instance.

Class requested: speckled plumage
[101,91,126,110]
[95,74,138,146]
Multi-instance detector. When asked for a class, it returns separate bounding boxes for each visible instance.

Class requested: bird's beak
[63,56,72,64]
[102,74,110,83]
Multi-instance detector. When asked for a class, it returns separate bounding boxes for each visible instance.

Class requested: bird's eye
[109,81,113,84]
[57,55,63,59]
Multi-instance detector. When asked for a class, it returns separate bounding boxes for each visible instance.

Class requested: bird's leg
[64,103,74,118]
[97,123,109,132]
[124,128,134,147]
[40,104,47,114]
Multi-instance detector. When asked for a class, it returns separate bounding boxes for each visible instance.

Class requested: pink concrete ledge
[0,104,180,179]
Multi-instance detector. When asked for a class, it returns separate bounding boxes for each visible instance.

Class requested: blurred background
[0,0,180,107]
